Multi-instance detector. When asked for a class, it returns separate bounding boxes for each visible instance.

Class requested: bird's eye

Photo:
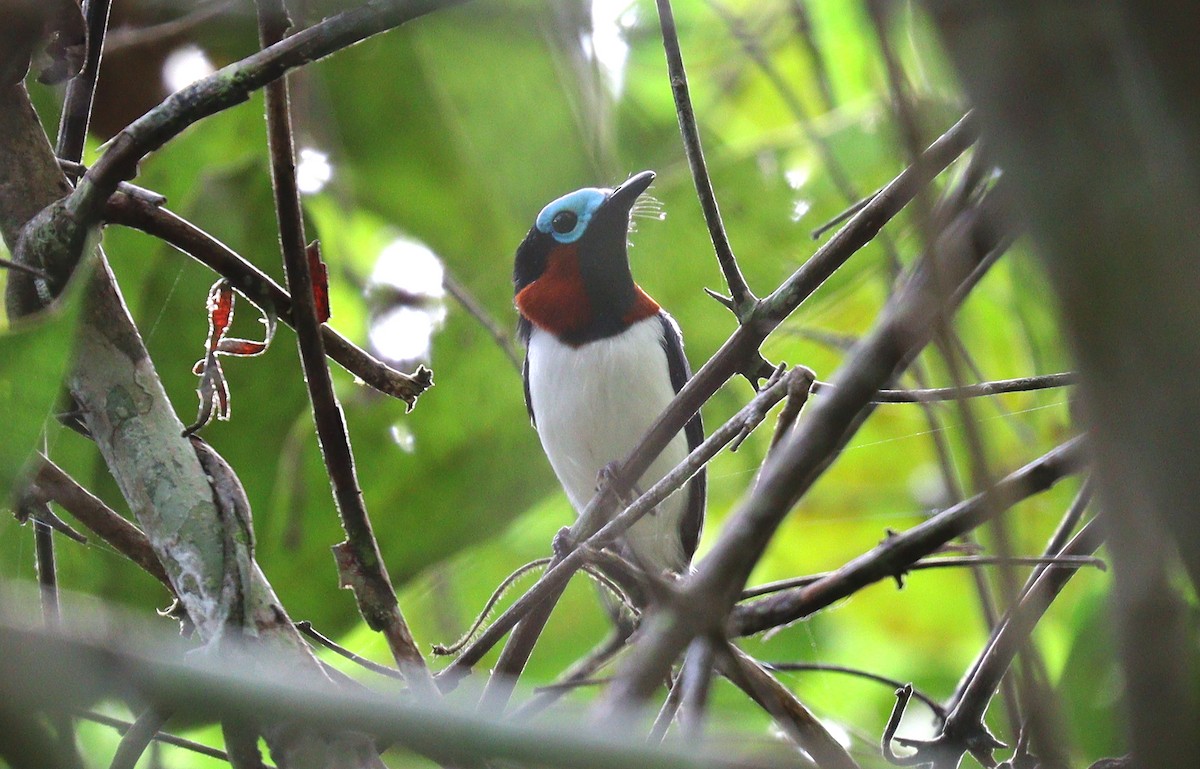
[550,210,578,235]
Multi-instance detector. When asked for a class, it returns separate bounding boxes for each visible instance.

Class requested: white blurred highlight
[162,46,215,93]
[296,148,333,195]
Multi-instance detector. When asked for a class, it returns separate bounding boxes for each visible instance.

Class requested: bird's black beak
[603,170,656,214]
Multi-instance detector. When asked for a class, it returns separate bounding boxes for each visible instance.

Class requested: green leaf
[0,264,86,502]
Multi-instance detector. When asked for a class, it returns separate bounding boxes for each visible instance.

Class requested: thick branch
[0,619,778,769]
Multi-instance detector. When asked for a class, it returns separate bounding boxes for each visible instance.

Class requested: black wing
[518,315,535,426]
[658,311,705,562]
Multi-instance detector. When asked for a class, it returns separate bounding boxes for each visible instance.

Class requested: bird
[513,170,705,574]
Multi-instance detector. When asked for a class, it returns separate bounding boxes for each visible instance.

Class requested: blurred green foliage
[0,0,1117,766]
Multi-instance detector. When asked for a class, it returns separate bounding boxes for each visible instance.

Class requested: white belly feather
[527,317,691,571]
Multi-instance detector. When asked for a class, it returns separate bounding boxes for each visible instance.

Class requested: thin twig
[77,711,233,762]
[442,268,521,371]
[295,621,402,680]
[253,0,433,697]
[788,0,835,110]
[812,191,879,239]
[765,662,946,722]
[739,554,1105,600]
[655,0,755,314]
[0,255,51,279]
[105,0,237,53]
[810,372,1076,403]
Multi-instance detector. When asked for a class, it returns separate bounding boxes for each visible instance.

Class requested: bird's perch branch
[594,184,1019,716]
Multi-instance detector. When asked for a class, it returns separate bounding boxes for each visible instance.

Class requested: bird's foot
[597,461,642,508]
[552,526,575,560]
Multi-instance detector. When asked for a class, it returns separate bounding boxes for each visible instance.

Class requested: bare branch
[716,644,859,769]
[109,708,170,769]
[597,185,1014,715]
[732,437,1085,636]
[809,372,1076,403]
[77,711,233,762]
[34,455,173,591]
[457,115,978,702]
[0,617,782,769]
[654,0,755,315]
[253,0,432,696]
[17,0,467,298]
[295,621,402,681]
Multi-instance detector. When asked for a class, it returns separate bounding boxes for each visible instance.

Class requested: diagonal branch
[731,437,1087,636]
[33,455,173,591]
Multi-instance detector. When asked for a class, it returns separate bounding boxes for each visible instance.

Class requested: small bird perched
[513,170,705,573]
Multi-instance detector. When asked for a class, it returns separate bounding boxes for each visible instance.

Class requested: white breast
[527,316,692,571]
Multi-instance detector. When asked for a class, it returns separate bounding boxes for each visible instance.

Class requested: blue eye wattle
[535,187,607,243]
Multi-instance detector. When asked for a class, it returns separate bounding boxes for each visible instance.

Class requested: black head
[513,171,657,344]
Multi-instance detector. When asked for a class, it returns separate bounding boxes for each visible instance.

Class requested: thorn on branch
[703,287,736,313]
